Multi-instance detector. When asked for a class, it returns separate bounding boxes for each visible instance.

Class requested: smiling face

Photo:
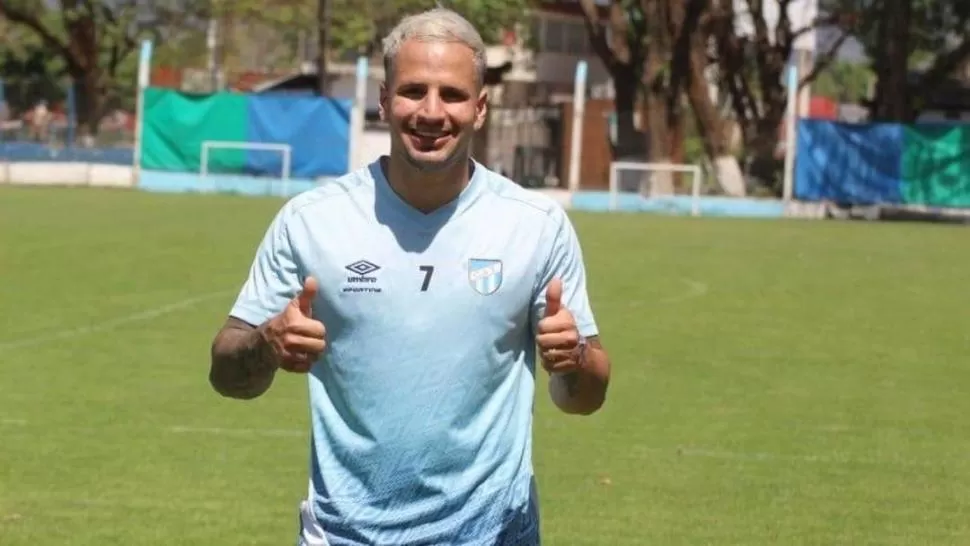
[380,39,487,173]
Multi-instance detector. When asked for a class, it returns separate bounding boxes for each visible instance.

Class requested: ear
[378,83,388,122]
[474,88,489,131]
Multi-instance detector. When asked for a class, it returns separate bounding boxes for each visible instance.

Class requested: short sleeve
[229,204,303,327]
[531,206,599,337]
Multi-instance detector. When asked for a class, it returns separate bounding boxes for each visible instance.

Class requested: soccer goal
[200,141,293,197]
[608,161,704,216]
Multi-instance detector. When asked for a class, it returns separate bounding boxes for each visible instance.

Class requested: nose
[417,91,445,124]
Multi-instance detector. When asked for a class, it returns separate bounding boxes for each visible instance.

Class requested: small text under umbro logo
[343,260,382,293]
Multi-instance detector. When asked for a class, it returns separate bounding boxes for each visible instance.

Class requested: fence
[135,87,352,196]
[142,87,350,177]
[0,77,134,150]
[795,119,970,208]
[484,106,563,188]
[0,77,133,187]
[481,100,654,192]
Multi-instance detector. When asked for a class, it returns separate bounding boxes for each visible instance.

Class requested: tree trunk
[639,0,673,196]
[670,108,686,191]
[869,0,912,121]
[683,23,744,196]
[644,87,669,162]
[72,68,103,145]
[744,123,783,194]
[612,63,642,160]
[643,43,673,196]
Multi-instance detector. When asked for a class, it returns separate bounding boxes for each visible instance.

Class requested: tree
[0,19,66,116]
[211,0,534,78]
[577,0,648,160]
[200,0,535,91]
[704,0,852,193]
[811,60,872,103]
[819,0,970,121]
[669,0,743,195]
[576,0,747,195]
[0,0,197,140]
[642,0,690,189]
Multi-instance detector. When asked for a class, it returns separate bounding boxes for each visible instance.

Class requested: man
[209,8,611,546]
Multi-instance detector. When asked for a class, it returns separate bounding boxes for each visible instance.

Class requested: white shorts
[297,499,331,546]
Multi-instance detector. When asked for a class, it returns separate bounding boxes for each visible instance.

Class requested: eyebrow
[395,81,474,94]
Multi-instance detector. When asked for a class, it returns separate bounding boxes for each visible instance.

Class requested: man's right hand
[260,277,327,373]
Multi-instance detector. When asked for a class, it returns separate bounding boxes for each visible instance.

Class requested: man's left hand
[536,278,585,374]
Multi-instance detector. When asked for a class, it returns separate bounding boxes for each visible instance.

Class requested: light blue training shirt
[228,158,599,545]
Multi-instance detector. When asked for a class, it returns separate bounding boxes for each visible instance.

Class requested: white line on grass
[659,279,708,304]
[0,290,234,352]
[625,279,709,308]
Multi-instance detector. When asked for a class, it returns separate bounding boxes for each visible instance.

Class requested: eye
[396,84,426,99]
[440,88,470,102]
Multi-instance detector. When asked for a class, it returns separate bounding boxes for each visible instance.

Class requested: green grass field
[1,185,968,545]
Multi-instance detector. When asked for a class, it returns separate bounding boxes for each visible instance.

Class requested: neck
[383,153,472,213]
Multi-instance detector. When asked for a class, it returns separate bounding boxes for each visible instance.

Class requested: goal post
[200,141,292,197]
[608,161,704,216]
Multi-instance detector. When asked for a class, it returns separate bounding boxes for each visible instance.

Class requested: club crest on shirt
[468,258,503,295]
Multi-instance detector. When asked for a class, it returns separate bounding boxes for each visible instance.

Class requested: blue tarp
[794,120,904,205]
[246,95,352,178]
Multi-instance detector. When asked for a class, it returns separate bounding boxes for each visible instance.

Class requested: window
[529,17,542,50]
[564,22,590,54]
[544,19,566,53]
[533,15,591,55]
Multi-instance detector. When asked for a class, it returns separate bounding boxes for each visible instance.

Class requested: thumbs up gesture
[263,277,327,373]
[536,278,585,374]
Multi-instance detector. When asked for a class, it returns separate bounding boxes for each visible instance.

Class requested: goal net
[608,161,704,216]
[200,141,293,197]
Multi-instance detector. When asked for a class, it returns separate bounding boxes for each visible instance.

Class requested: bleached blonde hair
[382,8,488,87]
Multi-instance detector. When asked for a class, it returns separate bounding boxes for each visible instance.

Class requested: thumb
[544,278,563,317]
[295,276,319,317]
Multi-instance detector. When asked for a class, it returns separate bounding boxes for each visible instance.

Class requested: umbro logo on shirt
[345,260,381,277]
[343,260,382,294]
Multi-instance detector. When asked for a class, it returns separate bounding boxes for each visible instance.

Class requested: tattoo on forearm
[562,372,581,397]
[561,336,604,399]
[560,336,598,398]
[210,319,277,399]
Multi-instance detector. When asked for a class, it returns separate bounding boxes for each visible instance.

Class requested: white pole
[281,147,291,197]
[206,18,219,92]
[567,60,588,193]
[608,162,617,211]
[782,63,798,203]
[132,40,153,188]
[347,56,368,174]
[691,165,702,217]
[200,142,210,192]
